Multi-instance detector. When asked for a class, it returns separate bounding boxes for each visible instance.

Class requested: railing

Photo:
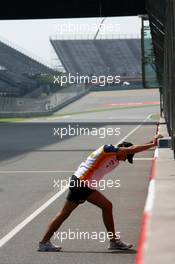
[50,33,141,40]
[0,83,88,117]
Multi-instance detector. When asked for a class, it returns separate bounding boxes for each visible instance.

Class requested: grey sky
[0,16,141,68]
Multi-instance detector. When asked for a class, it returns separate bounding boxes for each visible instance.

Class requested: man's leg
[41,200,78,242]
[87,190,117,241]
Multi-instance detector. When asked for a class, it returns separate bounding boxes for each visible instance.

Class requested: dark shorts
[66,175,96,204]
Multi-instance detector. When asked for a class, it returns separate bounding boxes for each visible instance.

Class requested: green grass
[0,118,27,123]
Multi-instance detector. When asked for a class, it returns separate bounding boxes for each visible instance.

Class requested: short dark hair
[117,141,134,164]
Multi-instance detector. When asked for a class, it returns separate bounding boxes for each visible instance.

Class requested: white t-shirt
[74,144,120,189]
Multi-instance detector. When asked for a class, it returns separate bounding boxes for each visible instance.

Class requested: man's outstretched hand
[153,134,164,146]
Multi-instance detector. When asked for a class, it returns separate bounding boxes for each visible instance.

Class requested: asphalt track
[0,89,159,264]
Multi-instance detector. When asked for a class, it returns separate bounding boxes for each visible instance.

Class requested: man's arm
[126,142,155,154]
[119,134,163,155]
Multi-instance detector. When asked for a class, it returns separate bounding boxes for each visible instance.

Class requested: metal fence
[0,84,88,118]
[141,15,160,88]
[146,0,175,157]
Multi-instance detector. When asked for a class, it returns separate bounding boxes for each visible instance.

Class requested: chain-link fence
[146,0,175,157]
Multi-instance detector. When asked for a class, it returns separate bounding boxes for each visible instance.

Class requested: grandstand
[0,40,55,76]
[0,37,90,116]
[0,79,20,97]
[0,36,142,116]
[50,39,141,78]
[0,38,60,99]
[0,69,38,96]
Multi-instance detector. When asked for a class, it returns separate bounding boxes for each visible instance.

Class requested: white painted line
[47,115,71,120]
[0,185,69,248]
[133,158,153,161]
[144,179,155,213]
[147,114,152,120]
[154,148,159,158]
[0,170,73,174]
[61,115,71,118]
[0,115,152,248]
[144,148,158,213]
[115,115,150,146]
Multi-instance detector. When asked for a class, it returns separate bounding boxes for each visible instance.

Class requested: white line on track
[115,114,151,146]
[0,185,69,248]
[0,114,153,248]
[47,115,71,120]
[134,158,153,161]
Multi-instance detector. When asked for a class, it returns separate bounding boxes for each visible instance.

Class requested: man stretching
[38,133,162,251]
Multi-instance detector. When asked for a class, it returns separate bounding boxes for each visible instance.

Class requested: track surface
[0,89,159,264]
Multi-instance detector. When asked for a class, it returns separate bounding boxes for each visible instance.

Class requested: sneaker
[38,241,62,252]
[108,239,133,250]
